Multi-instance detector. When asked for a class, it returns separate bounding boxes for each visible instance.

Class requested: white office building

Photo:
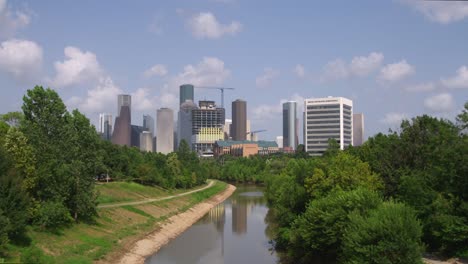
[304,97,353,156]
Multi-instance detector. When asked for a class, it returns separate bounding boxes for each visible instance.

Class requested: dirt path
[114,184,236,264]
[98,180,215,209]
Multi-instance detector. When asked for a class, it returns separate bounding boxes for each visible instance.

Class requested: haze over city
[0,0,467,140]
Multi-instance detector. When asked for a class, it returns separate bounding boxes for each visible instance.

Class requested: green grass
[96,181,210,205]
[3,180,228,264]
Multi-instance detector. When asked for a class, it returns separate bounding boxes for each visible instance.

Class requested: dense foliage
[0,86,209,256]
[210,103,468,262]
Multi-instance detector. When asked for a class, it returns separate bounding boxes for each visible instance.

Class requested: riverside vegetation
[212,102,468,263]
[0,86,221,262]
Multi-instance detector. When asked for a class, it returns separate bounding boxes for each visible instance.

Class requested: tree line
[211,103,468,263]
[0,86,210,254]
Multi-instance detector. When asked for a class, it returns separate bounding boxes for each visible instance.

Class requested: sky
[0,0,468,141]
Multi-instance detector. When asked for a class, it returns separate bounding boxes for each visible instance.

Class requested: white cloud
[67,77,122,114]
[424,93,455,113]
[188,12,242,39]
[173,56,231,86]
[380,112,408,127]
[404,82,436,92]
[143,64,168,78]
[252,93,304,121]
[441,66,468,89]
[379,60,415,82]
[404,0,468,24]
[294,64,305,78]
[0,0,31,38]
[0,39,42,79]
[349,52,384,76]
[323,59,349,80]
[322,52,383,81]
[256,68,279,87]
[51,46,103,88]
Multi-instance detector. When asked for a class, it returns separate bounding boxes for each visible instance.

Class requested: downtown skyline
[0,0,468,141]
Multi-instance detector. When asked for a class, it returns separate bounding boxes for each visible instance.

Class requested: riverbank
[113,183,236,264]
[1,180,230,263]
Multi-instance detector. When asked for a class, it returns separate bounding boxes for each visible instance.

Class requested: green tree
[0,111,24,127]
[456,101,468,132]
[289,188,382,261]
[342,202,423,264]
[304,151,382,199]
[4,127,37,193]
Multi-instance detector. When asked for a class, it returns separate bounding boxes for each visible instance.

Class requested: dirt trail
[98,180,214,209]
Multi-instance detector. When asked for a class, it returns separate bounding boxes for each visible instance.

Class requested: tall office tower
[178,100,198,148]
[304,97,353,156]
[246,120,251,141]
[112,106,131,146]
[99,113,113,140]
[180,84,195,105]
[131,125,145,148]
[353,113,365,146]
[283,101,298,150]
[156,108,174,154]
[140,131,153,152]
[143,115,155,136]
[224,119,232,139]
[276,136,284,149]
[192,100,225,152]
[231,99,247,141]
[117,94,131,115]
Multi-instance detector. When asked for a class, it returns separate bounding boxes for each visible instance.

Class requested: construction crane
[195,86,235,108]
[246,129,267,141]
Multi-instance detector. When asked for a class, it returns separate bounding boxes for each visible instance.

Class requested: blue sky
[1,0,467,141]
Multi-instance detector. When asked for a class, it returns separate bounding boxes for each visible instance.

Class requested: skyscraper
[98,113,112,140]
[178,100,198,147]
[353,113,364,146]
[283,101,298,150]
[192,100,225,152]
[304,97,353,156]
[112,105,131,146]
[156,108,174,154]
[231,99,247,141]
[117,94,131,115]
[180,84,194,105]
[140,131,153,152]
[143,115,155,136]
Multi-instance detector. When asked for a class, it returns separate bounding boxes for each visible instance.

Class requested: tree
[456,101,468,132]
[0,111,24,127]
[4,127,37,193]
[342,202,423,264]
[289,188,382,261]
[304,152,382,199]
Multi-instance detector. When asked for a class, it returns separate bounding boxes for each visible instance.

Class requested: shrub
[342,202,423,264]
[289,188,382,261]
[34,201,73,229]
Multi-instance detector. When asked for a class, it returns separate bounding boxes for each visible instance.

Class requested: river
[145,184,278,264]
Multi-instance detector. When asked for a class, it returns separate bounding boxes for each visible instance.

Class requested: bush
[0,211,9,252]
[289,188,382,261]
[34,201,73,229]
[342,202,423,264]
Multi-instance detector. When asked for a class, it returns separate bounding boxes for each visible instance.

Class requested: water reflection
[145,185,278,264]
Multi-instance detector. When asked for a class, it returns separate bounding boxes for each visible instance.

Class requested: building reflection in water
[232,199,248,235]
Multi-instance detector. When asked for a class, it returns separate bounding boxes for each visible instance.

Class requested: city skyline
[0,1,467,141]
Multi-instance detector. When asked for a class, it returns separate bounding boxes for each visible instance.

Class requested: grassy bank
[2,180,227,264]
